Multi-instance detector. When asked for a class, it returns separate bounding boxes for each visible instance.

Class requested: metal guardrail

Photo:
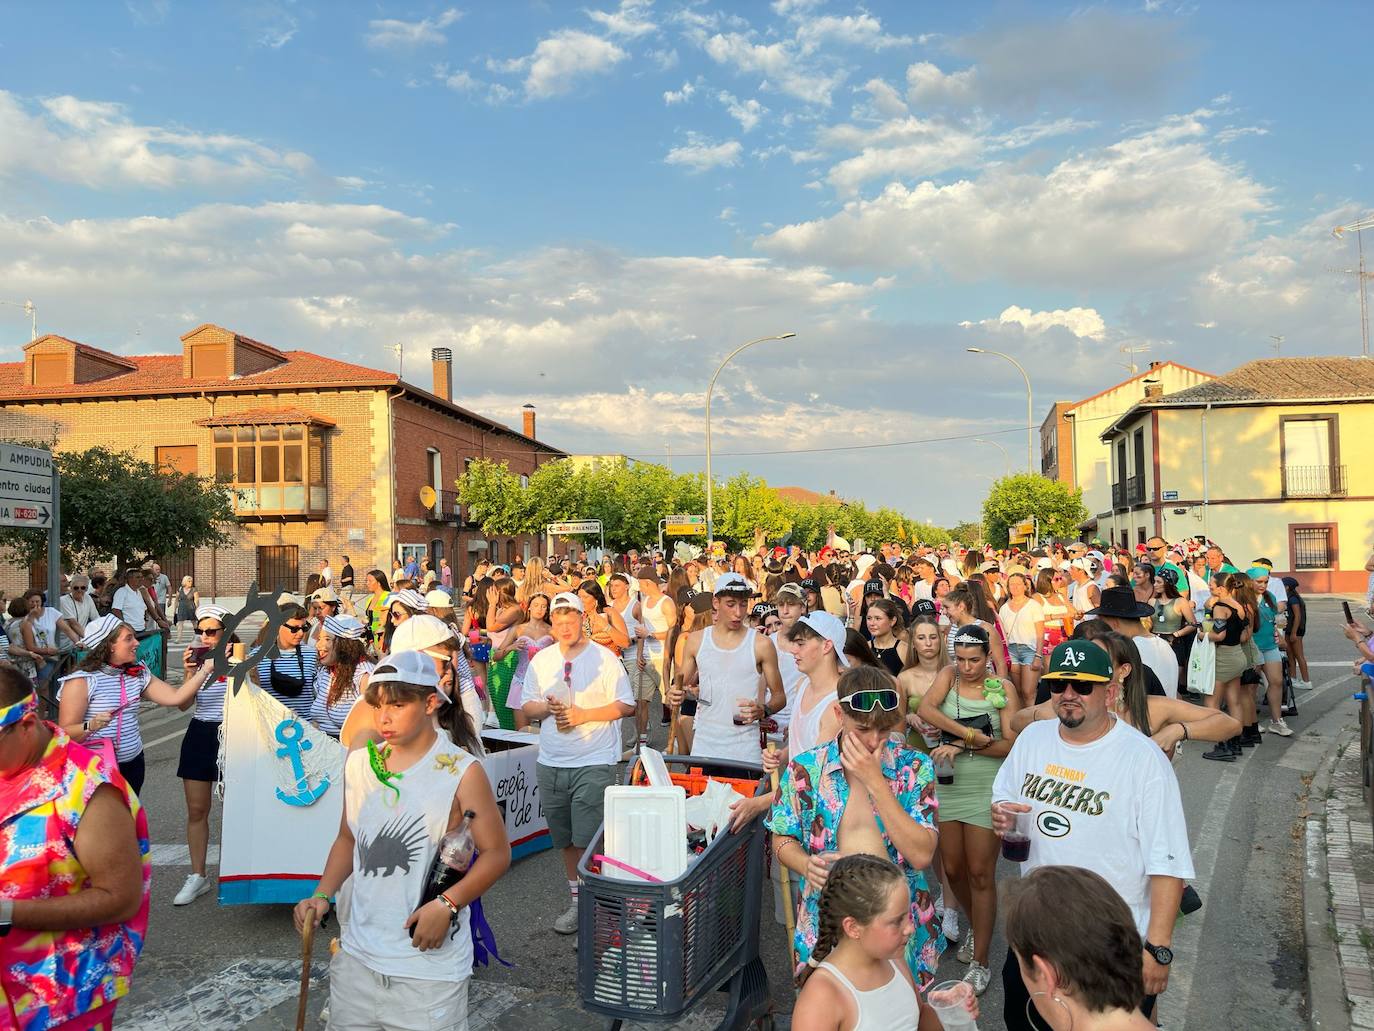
[1283,464,1348,498]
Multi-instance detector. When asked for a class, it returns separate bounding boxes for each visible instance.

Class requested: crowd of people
[0,531,1325,1030]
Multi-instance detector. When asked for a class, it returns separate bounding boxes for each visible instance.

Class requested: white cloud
[794,13,912,54]
[437,66,480,93]
[586,0,656,39]
[817,116,982,195]
[663,80,696,105]
[665,133,741,172]
[365,9,462,49]
[0,90,319,191]
[906,61,976,106]
[702,31,844,106]
[859,78,909,119]
[758,112,1270,288]
[718,91,765,132]
[648,48,679,70]
[961,305,1107,340]
[495,30,628,99]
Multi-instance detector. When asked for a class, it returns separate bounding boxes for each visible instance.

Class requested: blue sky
[2,1,1371,524]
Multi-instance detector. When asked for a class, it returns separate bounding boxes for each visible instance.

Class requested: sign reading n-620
[0,444,55,530]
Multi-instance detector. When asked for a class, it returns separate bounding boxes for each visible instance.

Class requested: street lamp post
[705,332,797,546]
[968,346,1034,474]
[0,300,37,341]
[973,437,1011,477]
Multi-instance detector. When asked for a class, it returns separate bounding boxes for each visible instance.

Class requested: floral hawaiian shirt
[765,736,945,986]
[0,727,151,1030]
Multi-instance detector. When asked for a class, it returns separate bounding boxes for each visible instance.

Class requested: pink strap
[593,854,663,882]
[115,671,128,755]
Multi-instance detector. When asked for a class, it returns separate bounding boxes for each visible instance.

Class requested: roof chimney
[522,403,536,439]
[431,347,452,401]
[1143,378,1163,400]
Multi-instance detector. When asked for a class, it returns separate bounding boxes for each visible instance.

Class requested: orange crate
[629,762,759,798]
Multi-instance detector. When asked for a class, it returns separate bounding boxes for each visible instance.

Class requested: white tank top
[692,626,762,762]
[817,960,918,1031]
[619,599,640,645]
[640,595,671,655]
[787,677,835,758]
[769,631,804,728]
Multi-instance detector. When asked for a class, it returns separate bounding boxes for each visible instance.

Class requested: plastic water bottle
[411,810,477,939]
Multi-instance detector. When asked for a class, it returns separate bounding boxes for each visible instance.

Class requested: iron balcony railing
[1282,464,1348,499]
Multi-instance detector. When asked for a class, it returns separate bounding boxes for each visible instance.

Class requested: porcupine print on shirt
[356,813,428,876]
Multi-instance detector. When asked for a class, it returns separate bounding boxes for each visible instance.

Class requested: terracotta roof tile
[1146,356,1374,405]
[195,407,337,428]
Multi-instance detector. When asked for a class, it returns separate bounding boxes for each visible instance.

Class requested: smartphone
[1343,600,1355,625]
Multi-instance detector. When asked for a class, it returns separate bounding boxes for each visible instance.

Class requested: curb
[1304,728,1355,1031]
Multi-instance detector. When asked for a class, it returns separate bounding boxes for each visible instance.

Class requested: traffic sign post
[0,443,60,604]
[657,514,706,553]
[546,519,605,555]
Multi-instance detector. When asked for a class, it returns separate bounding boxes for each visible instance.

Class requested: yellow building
[1098,356,1374,591]
[1040,362,1214,526]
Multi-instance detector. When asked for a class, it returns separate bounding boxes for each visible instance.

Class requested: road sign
[665,514,706,535]
[1013,518,1035,537]
[547,519,602,535]
[0,443,55,530]
[1162,490,1179,502]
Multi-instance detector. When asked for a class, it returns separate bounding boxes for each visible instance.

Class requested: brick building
[0,325,563,597]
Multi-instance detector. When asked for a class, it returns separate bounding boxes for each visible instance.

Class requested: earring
[1025,991,1074,1031]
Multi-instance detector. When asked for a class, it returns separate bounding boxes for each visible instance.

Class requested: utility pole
[1270,335,1284,356]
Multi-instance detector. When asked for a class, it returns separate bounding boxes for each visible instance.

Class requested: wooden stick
[768,743,797,974]
[296,913,316,1031]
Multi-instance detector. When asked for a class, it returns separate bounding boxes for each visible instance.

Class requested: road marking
[149,844,220,866]
[1306,661,1356,667]
[1166,762,1239,1022]
[121,958,327,1031]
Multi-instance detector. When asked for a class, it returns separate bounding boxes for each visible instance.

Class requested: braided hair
[804,854,906,981]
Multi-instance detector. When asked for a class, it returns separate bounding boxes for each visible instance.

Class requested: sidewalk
[1305,720,1374,1031]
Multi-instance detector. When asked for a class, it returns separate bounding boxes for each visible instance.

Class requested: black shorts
[177,718,222,782]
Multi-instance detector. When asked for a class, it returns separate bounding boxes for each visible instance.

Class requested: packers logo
[1037,810,1071,838]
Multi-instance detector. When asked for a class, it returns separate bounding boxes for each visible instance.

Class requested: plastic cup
[934,754,955,785]
[997,803,1032,861]
[927,980,978,1030]
[732,697,754,726]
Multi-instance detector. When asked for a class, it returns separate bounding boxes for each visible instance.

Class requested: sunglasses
[1047,679,1099,696]
[284,622,309,634]
[197,626,222,636]
[71,586,87,592]
[840,688,901,713]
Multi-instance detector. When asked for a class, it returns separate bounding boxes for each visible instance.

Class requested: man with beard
[990,640,1193,1029]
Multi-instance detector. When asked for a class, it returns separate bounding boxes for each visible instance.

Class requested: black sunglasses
[1047,679,1099,696]
[284,622,309,633]
[197,626,223,636]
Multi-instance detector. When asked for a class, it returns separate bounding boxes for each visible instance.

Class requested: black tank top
[873,643,904,677]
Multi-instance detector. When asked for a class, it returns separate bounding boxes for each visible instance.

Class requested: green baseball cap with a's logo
[1042,640,1113,683]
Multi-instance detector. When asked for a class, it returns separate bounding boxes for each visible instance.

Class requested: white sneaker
[941,906,962,943]
[553,900,579,935]
[956,928,974,964]
[173,873,211,906]
[963,961,991,996]
[1267,717,1294,737]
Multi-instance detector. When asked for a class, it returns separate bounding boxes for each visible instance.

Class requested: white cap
[389,614,456,654]
[195,603,231,623]
[424,589,454,610]
[370,650,440,690]
[796,611,851,667]
[1035,557,1054,570]
[82,613,124,650]
[323,614,366,640]
[1070,557,1095,573]
[389,588,428,612]
[552,591,584,613]
[854,554,877,577]
[276,592,303,608]
[712,572,752,596]
[310,586,340,604]
[830,536,851,552]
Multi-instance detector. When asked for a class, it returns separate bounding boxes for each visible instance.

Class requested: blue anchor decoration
[273,718,330,806]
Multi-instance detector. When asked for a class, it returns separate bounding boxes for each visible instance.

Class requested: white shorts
[327,949,469,1031]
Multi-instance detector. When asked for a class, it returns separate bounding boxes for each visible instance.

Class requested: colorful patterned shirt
[765,736,945,987]
[0,728,151,1031]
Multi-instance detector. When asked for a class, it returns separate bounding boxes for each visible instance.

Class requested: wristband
[312,890,334,903]
[437,893,461,918]
[1181,724,1190,741]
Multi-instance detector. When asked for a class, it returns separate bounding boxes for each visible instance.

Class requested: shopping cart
[576,754,774,1030]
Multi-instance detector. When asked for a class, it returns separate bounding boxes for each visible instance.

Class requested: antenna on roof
[1332,215,1374,358]
[390,342,404,378]
[1269,334,1284,356]
[1119,342,1150,375]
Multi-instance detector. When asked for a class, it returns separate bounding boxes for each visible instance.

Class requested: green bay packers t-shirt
[991,717,1194,934]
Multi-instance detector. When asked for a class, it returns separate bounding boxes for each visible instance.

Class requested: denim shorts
[1259,646,1282,665]
[1008,642,1038,666]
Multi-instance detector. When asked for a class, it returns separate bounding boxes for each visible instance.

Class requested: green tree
[453,458,530,535]
[0,445,235,571]
[713,472,791,550]
[949,520,984,547]
[981,475,1086,548]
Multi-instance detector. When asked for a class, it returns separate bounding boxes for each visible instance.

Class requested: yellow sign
[1013,518,1035,536]
[666,523,706,535]
[419,485,437,508]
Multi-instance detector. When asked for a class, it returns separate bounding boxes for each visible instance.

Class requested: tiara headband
[0,692,36,730]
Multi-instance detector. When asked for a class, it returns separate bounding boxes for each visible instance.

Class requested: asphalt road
[117,599,1364,1030]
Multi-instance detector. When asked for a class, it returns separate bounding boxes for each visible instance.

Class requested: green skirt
[487,651,519,731]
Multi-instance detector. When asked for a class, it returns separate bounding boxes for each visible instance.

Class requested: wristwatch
[1144,940,1173,965]
[0,899,13,937]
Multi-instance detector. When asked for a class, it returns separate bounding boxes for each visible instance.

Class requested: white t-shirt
[342,734,476,981]
[991,718,1195,935]
[526,641,632,767]
[26,607,63,650]
[60,592,99,631]
[1131,633,1180,700]
[112,585,149,631]
[1266,576,1287,608]
[913,580,934,602]
[321,564,333,586]
[997,598,1045,648]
